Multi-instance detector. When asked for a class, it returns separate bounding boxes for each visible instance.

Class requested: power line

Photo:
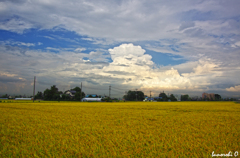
[111,93,124,96]
[111,89,124,92]
[82,85,108,90]
[110,91,124,94]
[111,86,128,91]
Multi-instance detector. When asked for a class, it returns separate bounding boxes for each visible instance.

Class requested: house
[65,90,76,97]
[143,97,154,101]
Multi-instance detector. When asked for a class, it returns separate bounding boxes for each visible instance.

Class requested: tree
[44,85,59,100]
[72,87,81,92]
[35,91,43,99]
[70,86,85,101]
[1,94,8,98]
[169,94,177,101]
[75,91,85,101]
[159,92,168,101]
[123,90,144,101]
[181,94,189,101]
[101,97,112,102]
[61,94,71,101]
[215,94,221,101]
[44,89,51,100]
[15,95,22,98]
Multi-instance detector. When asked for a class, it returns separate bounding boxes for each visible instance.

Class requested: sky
[0,0,240,98]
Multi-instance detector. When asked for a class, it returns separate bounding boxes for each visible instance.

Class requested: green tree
[123,90,144,101]
[159,92,168,101]
[44,89,51,100]
[72,87,81,92]
[15,95,22,98]
[75,91,85,101]
[44,85,59,100]
[61,94,71,101]
[70,87,85,101]
[215,94,221,101]
[35,91,43,99]
[101,97,112,102]
[181,94,189,101]
[1,94,8,98]
[169,94,177,101]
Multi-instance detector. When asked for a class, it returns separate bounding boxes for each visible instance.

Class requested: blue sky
[0,0,240,98]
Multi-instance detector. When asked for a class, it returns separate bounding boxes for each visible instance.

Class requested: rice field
[0,101,239,157]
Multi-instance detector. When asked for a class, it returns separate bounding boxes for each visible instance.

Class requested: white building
[81,98,102,102]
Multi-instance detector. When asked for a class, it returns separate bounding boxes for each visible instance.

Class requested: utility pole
[150,91,151,101]
[109,85,111,98]
[80,82,82,102]
[136,89,138,101]
[33,76,36,102]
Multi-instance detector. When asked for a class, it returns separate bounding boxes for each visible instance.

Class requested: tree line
[34,85,85,101]
[123,91,178,101]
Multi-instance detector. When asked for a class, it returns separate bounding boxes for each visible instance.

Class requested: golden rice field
[0,101,239,157]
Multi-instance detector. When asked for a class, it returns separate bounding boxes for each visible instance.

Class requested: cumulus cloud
[226,85,240,92]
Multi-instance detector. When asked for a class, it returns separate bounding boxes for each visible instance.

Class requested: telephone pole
[109,85,111,98]
[80,82,82,102]
[150,91,151,100]
[33,76,36,102]
[136,89,138,101]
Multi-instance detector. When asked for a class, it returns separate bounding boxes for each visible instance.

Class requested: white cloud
[75,48,86,52]
[226,85,240,92]
[234,41,240,47]
[0,18,35,34]
[109,43,146,60]
[0,40,36,47]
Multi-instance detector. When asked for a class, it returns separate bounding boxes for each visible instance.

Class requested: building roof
[66,90,76,94]
[86,94,98,97]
